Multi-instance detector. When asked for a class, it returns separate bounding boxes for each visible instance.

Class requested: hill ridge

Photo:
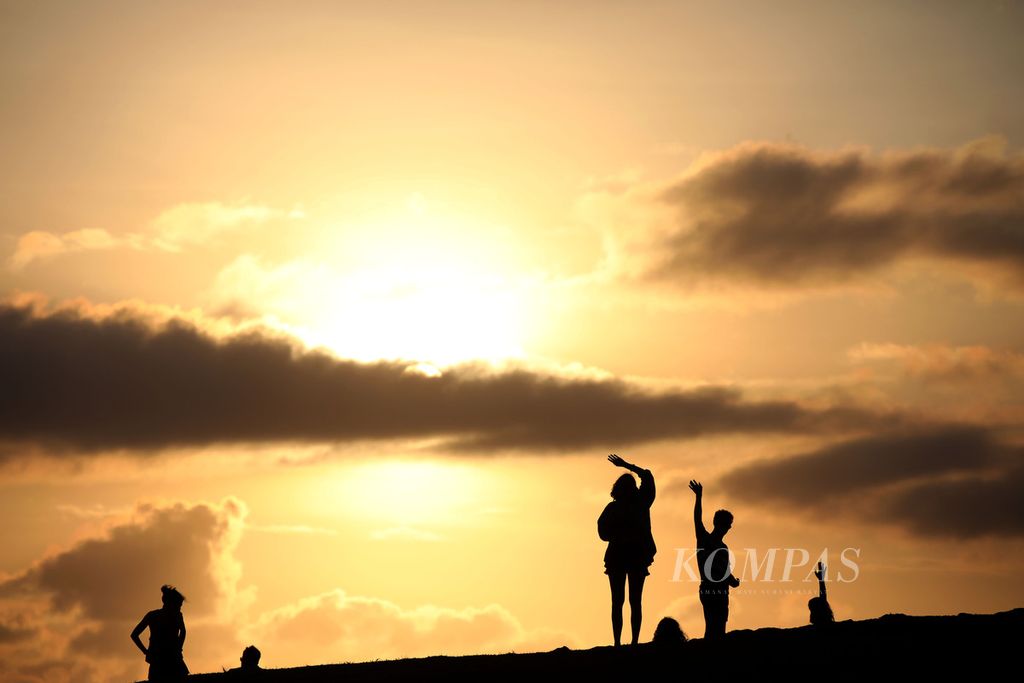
[175,607,1024,682]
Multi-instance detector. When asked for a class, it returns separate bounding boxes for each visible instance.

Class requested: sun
[296,198,533,366]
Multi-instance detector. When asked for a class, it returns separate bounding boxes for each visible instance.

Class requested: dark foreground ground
[179,608,1023,683]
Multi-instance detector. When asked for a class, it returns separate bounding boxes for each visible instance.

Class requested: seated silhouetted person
[808,562,834,626]
[241,645,262,670]
[652,616,687,646]
[229,645,263,678]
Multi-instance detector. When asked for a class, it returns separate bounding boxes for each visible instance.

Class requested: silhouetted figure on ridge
[808,562,835,626]
[599,454,656,646]
[651,616,687,669]
[689,480,739,639]
[131,585,189,682]
[240,645,262,670]
[652,616,687,646]
[227,644,264,678]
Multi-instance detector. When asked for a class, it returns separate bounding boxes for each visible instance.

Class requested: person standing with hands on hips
[130,585,189,682]
[599,454,656,646]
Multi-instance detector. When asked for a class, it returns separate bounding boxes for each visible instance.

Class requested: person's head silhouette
[712,509,734,537]
[808,597,834,626]
[240,645,261,670]
[611,473,638,502]
[161,585,185,612]
[652,617,687,646]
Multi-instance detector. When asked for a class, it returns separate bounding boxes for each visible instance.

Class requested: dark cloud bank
[0,303,898,454]
[720,426,1024,538]
[650,139,1024,285]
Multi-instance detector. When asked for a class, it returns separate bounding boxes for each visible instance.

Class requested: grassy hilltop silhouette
[172,608,1022,683]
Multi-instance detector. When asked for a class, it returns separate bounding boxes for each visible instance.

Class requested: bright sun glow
[321,459,487,526]
[294,197,532,366]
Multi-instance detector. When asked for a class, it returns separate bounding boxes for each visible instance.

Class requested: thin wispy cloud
[9,201,303,268]
[849,343,1024,382]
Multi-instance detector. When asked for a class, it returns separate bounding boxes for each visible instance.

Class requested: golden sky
[2,1,1023,681]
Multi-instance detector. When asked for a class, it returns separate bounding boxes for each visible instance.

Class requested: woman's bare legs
[608,571,626,646]
[628,570,647,645]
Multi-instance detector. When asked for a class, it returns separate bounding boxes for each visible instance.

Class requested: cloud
[877,463,1024,538]
[9,201,301,268]
[719,427,1005,505]
[0,498,246,683]
[0,621,33,644]
[849,343,1024,383]
[9,229,121,269]
[55,503,133,520]
[145,202,303,253]
[246,590,537,664]
[0,499,246,622]
[205,252,532,365]
[0,300,902,454]
[0,657,108,683]
[603,138,1024,289]
[0,493,559,681]
[719,426,1024,538]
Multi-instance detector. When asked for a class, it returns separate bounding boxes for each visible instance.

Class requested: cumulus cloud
[0,498,246,683]
[0,500,246,621]
[0,494,556,681]
[719,426,1024,538]
[0,300,902,454]
[246,590,542,665]
[9,201,301,268]
[602,138,1024,289]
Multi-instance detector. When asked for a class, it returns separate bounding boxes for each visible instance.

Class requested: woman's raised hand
[608,454,628,468]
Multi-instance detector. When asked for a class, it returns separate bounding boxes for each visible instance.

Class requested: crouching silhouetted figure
[131,585,189,682]
[808,562,835,626]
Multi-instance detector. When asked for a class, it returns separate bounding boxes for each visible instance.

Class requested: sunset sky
[2,1,1024,681]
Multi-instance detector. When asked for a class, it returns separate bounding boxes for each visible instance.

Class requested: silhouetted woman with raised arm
[131,585,189,682]
[598,454,656,646]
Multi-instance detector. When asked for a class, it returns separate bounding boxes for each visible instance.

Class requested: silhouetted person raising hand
[808,562,835,626]
[599,454,657,645]
[689,480,739,639]
[131,585,189,682]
